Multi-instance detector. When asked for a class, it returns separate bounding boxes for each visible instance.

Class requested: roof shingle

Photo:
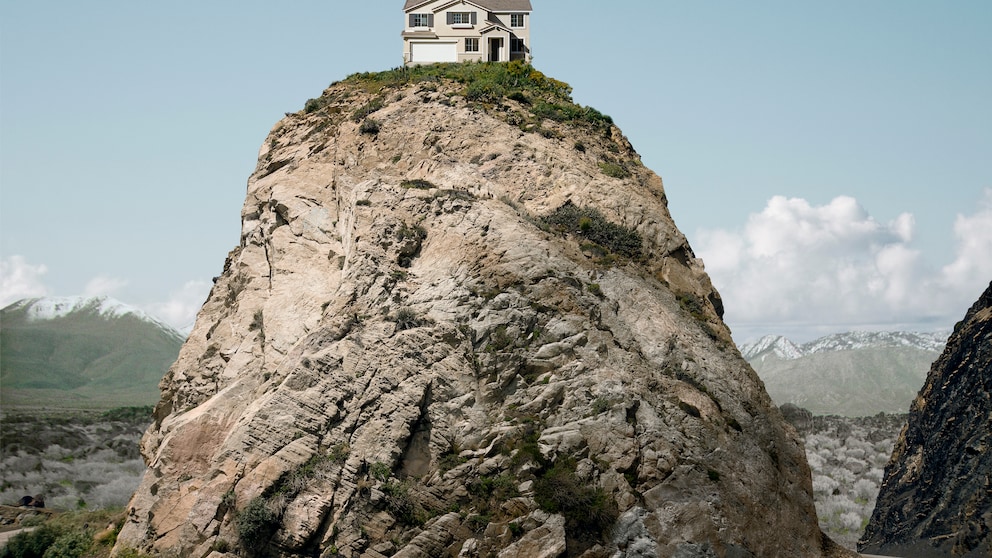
[404,0,532,12]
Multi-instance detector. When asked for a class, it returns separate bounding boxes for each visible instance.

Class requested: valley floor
[794,413,907,551]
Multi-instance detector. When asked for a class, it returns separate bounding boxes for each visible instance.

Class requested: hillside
[113,63,853,558]
[0,296,184,409]
[741,331,946,416]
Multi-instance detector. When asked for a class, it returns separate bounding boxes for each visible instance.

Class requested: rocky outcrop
[114,64,850,558]
[860,281,992,557]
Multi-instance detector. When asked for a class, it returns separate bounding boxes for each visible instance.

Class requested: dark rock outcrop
[860,281,992,557]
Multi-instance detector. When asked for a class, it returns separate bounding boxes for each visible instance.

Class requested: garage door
[411,42,457,63]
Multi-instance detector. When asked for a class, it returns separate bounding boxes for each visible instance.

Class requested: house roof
[404,0,532,12]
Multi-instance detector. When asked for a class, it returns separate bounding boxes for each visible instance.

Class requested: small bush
[351,96,386,122]
[400,179,435,190]
[534,458,618,546]
[591,396,610,414]
[541,202,642,259]
[235,497,279,556]
[391,307,422,331]
[598,162,631,179]
[304,98,323,114]
[369,462,392,482]
[359,118,380,135]
[465,79,505,103]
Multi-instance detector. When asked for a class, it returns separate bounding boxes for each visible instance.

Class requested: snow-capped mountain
[740,330,949,416]
[740,330,949,361]
[739,335,804,361]
[0,296,184,409]
[6,295,185,341]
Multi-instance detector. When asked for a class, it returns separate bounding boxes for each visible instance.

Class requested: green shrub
[540,202,642,259]
[359,118,380,135]
[598,161,631,179]
[41,531,91,558]
[400,179,435,189]
[465,79,505,103]
[391,307,422,331]
[236,497,279,556]
[304,98,323,114]
[676,292,707,321]
[533,458,618,546]
[351,96,385,122]
[1,523,61,558]
[369,462,392,482]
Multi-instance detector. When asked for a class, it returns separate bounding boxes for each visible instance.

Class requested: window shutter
[471,12,477,25]
[409,14,416,27]
[427,13,434,27]
[446,12,453,25]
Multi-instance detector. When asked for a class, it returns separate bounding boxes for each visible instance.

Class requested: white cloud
[83,275,130,297]
[696,193,991,342]
[939,189,992,293]
[0,255,49,307]
[144,280,212,331]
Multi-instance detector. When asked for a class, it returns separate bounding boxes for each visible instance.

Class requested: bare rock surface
[860,281,992,557]
[114,65,850,558]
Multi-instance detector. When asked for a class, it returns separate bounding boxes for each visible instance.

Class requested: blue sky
[1,1,990,343]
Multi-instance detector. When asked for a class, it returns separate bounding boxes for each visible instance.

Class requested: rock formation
[860,281,992,557]
[114,63,851,558]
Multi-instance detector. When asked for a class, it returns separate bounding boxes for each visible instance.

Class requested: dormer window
[410,13,432,28]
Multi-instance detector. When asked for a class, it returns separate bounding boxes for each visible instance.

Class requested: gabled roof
[404,0,532,12]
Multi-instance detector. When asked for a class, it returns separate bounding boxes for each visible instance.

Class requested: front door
[488,38,503,62]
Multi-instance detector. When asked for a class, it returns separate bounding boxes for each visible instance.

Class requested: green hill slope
[0,297,184,409]
[751,346,936,416]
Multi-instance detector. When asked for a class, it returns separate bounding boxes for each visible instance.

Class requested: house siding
[403,0,531,65]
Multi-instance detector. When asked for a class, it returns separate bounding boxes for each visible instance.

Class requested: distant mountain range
[740,331,948,416]
[0,296,183,409]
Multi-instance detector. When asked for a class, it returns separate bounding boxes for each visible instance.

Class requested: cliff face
[115,64,847,558]
[860,281,992,557]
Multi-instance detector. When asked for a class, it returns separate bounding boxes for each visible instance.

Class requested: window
[510,14,525,27]
[447,12,475,26]
[511,38,525,52]
[465,38,479,52]
[410,13,431,28]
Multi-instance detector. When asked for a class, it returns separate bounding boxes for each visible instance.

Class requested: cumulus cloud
[696,192,991,342]
[939,189,992,293]
[0,255,49,307]
[144,280,212,331]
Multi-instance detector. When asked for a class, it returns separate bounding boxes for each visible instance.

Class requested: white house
[402,0,532,65]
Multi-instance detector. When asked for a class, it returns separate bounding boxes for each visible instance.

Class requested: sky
[1,1,989,344]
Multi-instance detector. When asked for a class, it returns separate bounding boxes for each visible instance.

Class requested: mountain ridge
[4,295,185,341]
[740,331,946,416]
[740,330,949,361]
[0,296,184,409]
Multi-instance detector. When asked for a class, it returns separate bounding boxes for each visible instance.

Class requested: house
[402,0,532,65]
